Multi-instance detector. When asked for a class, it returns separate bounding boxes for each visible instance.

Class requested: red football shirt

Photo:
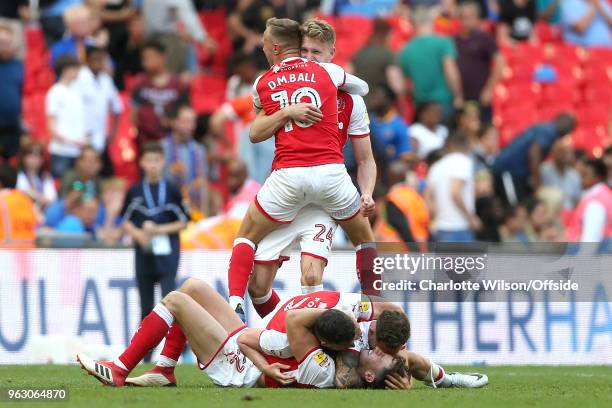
[337,91,370,146]
[253,58,349,169]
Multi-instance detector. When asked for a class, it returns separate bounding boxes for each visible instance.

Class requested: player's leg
[228,168,303,317]
[337,215,378,296]
[248,262,281,318]
[397,350,488,388]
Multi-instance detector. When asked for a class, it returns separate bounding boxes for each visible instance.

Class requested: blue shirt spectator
[0,24,23,159]
[536,0,561,24]
[561,0,612,47]
[369,113,412,162]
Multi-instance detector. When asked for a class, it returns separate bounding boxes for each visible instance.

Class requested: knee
[179,277,205,296]
[161,291,188,314]
[247,278,269,299]
[301,259,324,286]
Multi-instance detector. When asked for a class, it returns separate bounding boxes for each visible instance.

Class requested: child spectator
[46,55,88,178]
[16,142,58,210]
[121,141,189,323]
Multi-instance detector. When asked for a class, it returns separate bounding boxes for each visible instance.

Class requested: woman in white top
[409,102,449,160]
[16,142,58,210]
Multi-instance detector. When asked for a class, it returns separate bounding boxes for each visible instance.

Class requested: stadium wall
[0,249,610,365]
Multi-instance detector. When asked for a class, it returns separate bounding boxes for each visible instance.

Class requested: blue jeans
[434,230,475,242]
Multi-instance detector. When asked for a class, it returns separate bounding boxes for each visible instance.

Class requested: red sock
[159,323,187,364]
[252,290,280,318]
[119,304,173,372]
[228,239,256,298]
[356,244,379,296]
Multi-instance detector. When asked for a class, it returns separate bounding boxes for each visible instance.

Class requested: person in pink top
[225,158,261,218]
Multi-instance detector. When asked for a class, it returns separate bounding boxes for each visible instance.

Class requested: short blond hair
[64,4,91,25]
[266,17,302,48]
[301,19,336,46]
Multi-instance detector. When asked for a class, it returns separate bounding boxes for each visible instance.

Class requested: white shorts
[200,326,261,388]
[254,205,338,264]
[255,164,360,223]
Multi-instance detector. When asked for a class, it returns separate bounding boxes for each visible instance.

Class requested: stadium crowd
[0,0,611,250]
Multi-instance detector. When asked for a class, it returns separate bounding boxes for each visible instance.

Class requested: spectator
[603,146,612,187]
[50,4,98,65]
[86,0,136,88]
[536,0,561,24]
[350,18,406,112]
[367,86,413,163]
[225,158,261,217]
[226,51,263,99]
[425,131,480,242]
[162,104,209,218]
[96,176,126,244]
[492,113,576,204]
[0,0,29,58]
[497,0,537,44]
[398,6,464,121]
[55,195,100,236]
[0,163,38,247]
[499,203,530,243]
[74,46,123,176]
[454,103,482,144]
[59,146,103,199]
[121,141,189,323]
[539,139,582,209]
[123,12,145,76]
[455,1,503,122]
[142,0,215,74]
[560,0,612,48]
[46,55,88,178]
[383,160,430,244]
[524,197,549,241]
[568,159,612,250]
[131,40,190,149]
[39,0,82,47]
[0,23,23,160]
[409,101,449,160]
[16,142,58,210]
[472,123,499,173]
[44,179,86,228]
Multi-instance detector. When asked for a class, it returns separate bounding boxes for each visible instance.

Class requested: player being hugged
[227,18,380,320]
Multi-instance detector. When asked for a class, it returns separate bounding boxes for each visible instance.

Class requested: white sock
[251,291,272,304]
[113,358,128,371]
[229,296,244,310]
[301,284,324,294]
[153,304,175,327]
[427,362,452,387]
[233,238,256,250]
[156,355,178,368]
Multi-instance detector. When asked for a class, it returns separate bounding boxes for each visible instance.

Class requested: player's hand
[263,363,295,386]
[286,103,323,125]
[360,194,376,217]
[385,372,413,390]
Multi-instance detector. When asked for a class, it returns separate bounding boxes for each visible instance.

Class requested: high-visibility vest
[567,183,612,241]
[0,189,37,248]
[386,184,430,242]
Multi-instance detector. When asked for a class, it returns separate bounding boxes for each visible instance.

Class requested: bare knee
[301,259,324,286]
[161,291,188,315]
[248,276,271,298]
[179,277,206,296]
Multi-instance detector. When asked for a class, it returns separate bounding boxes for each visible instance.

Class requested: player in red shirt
[227,18,379,320]
[244,19,378,318]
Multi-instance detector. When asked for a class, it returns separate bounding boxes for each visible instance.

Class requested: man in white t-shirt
[425,131,480,242]
[46,55,87,178]
[74,46,123,175]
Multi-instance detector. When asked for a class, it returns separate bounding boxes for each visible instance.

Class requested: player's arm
[334,350,363,389]
[249,104,324,143]
[237,328,296,385]
[352,136,376,216]
[286,308,328,361]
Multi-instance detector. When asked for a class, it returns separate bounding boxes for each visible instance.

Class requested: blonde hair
[266,17,302,48]
[301,19,336,46]
[64,5,91,25]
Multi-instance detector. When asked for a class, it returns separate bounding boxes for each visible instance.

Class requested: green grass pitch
[1,365,611,408]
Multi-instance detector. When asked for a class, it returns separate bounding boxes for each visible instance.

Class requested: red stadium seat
[538,103,575,121]
[571,125,610,155]
[534,22,562,44]
[576,106,610,126]
[191,74,227,113]
[539,83,581,104]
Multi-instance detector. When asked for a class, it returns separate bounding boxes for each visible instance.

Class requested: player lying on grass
[244,18,380,319]
[228,17,380,321]
[125,282,402,386]
[77,279,401,388]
